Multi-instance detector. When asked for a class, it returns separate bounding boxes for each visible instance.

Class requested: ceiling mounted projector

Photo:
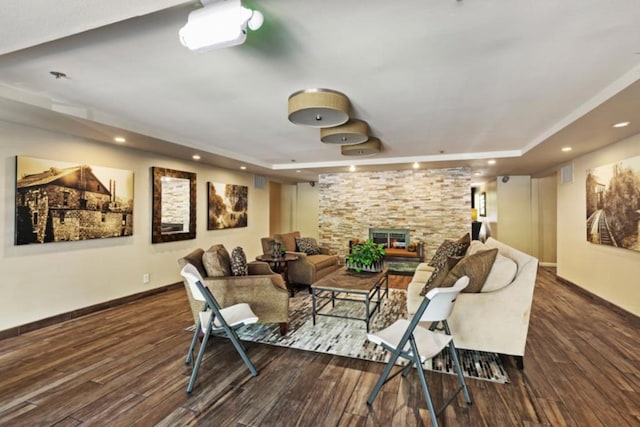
[179,0,264,52]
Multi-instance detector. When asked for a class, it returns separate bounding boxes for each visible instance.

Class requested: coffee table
[310,267,389,332]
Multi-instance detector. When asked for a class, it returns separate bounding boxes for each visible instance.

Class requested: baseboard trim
[539,262,557,267]
[0,282,183,341]
[556,275,640,326]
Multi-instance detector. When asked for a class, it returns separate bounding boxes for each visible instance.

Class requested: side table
[255,253,299,297]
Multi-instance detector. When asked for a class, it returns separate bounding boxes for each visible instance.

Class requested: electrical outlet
[143,273,150,284]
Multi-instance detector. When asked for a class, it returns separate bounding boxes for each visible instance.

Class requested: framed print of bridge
[586,154,640,252]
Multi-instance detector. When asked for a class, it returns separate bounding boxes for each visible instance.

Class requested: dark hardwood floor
[0,268,638,426]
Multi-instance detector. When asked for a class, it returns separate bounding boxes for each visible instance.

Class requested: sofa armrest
[248,261,276,275]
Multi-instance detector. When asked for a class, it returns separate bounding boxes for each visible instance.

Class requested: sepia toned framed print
[586,155,640,252]
[207,182,248,230]
[15,156,134,245]
[151,167,196,243]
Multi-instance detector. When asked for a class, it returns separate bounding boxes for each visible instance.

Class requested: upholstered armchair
[260,231,341,289]
[178,246,290,335]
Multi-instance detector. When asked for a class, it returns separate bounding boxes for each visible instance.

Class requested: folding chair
[366,276,472,427]
[180,264,259,394]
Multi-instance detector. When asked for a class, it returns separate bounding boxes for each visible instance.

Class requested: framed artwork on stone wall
[207,182,248,230]
[151,167,196,243]
[586,155,640,252]
[15,156,134,245]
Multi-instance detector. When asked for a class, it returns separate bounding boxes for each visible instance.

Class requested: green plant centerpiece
[346,239,386,273]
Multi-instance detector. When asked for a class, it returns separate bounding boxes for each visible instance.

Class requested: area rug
[195,289,510,383]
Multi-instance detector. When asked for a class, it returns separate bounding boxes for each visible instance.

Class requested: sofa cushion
[295,237,321,255]
[412,269,433,283]
[308,254,338,270]
[428,239,468,268]
[275,231,300,253]
[202,244,232,277]
[230,247,248,276]
[441,248,498,293]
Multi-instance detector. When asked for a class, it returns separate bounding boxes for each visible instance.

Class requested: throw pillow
[441,248,498,293]
[295,237,321,255]
[202,244,232,277]
[456,232,472,254]
[230,247,248,276]
[428,240,468,268]
[481,253,517,292]
[419,256,463,296]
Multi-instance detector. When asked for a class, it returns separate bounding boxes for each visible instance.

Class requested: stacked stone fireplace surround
[318,168,470,259]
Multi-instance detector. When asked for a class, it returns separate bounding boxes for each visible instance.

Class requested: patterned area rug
[227,289,510,383]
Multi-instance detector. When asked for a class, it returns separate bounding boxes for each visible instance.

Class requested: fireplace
[369,228,410,249]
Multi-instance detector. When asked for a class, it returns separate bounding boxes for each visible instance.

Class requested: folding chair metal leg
[367,344,405,406]
[185,318,201,365]
[409,336,440,427]
[448,341,472,404]
[187,322,212,394]
[224,324,258,377]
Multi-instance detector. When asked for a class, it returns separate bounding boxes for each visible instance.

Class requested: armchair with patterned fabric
[260,231,341,291]
[178,244,290,335]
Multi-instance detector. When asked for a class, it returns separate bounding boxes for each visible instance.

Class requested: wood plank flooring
[0,268,638,426]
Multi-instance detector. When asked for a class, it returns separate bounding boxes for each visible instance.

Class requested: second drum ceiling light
[320,119,369,145]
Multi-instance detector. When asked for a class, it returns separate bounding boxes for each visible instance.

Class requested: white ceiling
[1,0,639,183]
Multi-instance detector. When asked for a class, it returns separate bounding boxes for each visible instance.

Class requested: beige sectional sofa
[407,237,539,368]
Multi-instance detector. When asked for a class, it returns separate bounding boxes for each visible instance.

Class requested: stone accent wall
[318,168,471,258]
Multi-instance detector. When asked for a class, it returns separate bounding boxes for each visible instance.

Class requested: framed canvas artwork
[15,156,134,245]
[207,182,248,230]
[586,155,640,252]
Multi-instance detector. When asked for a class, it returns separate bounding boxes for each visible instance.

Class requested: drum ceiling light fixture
[288,88,350,128]
[341,138,382,156]
[320,119,369,145]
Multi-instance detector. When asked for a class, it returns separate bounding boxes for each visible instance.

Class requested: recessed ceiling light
[474,172,482,176]
[296,170,301,173]
[412,162,419,169]
[561,147,572,152]
[487,159,496,165]
[114,136,126,143]
[240,166,247,170]
[192,154,201,160]
[613,121,630,128]
[349,165,356,172]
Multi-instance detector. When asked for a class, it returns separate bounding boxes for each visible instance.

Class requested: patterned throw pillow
[440,248,498,293]
[428,240,468,268]
[420,256,463,296]
[295,237,321,255]
[202,244,231,277]
[230,247,248,276]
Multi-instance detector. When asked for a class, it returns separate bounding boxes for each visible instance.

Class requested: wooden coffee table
[310,267,389,332]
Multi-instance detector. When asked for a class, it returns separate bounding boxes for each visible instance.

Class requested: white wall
[295,182,319,240]
[1,120,270,330]
[496,175,532,254]
[531,174,557,264]
[557,133,640,316]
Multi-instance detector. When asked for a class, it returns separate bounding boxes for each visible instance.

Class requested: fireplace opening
[369,228,410,249]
